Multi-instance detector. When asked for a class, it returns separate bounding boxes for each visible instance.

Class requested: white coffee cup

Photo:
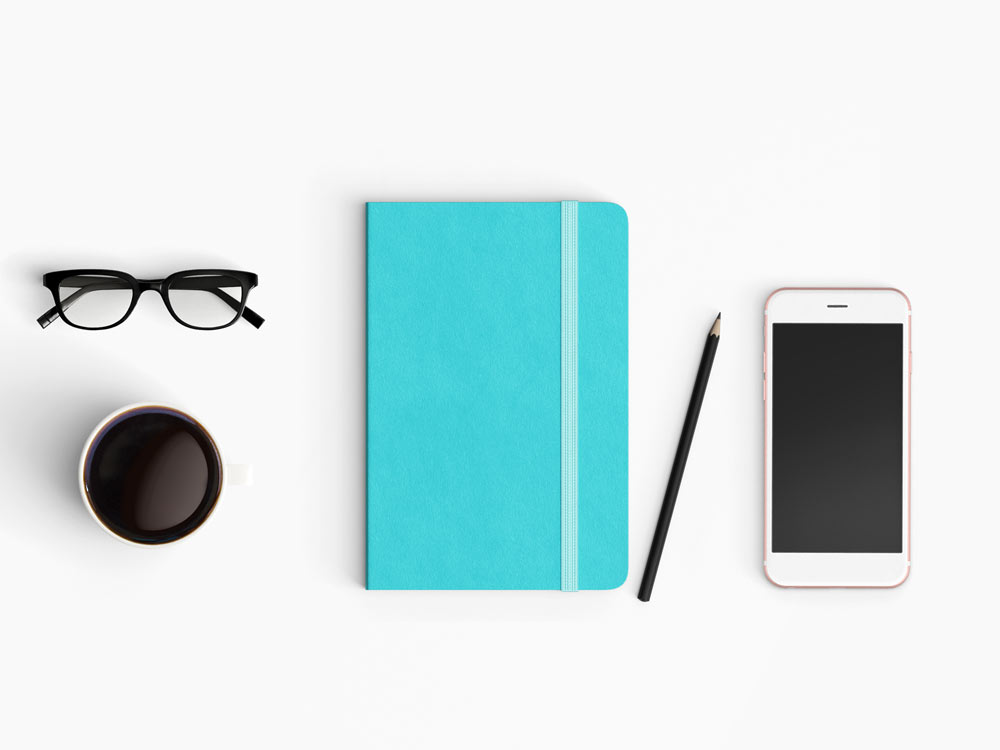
[79,403,251,546]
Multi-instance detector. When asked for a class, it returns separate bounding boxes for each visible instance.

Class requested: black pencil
[638,313,721,602]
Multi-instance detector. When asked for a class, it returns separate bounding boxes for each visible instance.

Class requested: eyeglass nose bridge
[136,279,166,294]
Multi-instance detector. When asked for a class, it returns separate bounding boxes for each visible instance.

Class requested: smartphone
[764,288,911,587]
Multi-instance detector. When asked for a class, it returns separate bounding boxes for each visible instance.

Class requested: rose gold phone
[764,288,911,587]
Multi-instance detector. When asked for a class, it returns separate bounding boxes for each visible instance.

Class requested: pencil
[638,313,721,602]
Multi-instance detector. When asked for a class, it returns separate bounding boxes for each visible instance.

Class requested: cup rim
[79,402,226,547]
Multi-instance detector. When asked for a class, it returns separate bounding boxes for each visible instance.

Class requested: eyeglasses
[38,269,265,331]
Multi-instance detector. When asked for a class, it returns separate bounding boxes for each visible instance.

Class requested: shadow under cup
[83,406,222,544]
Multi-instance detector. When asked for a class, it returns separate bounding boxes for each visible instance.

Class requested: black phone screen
[771,323,903,553]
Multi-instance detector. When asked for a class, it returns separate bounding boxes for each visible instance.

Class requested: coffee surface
[85,409,221,543]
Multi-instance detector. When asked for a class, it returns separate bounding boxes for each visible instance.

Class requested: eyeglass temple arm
[37,305,62,329]
[37,280,265,329]
[227,292,265,328]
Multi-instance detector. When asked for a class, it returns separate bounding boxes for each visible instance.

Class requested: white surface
[0,2,997,748]
[764,288,911,587]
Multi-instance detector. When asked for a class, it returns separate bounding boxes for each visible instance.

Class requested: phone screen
[772,323,903,553]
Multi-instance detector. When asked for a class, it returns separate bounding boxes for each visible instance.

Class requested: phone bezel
[764,287,911,587]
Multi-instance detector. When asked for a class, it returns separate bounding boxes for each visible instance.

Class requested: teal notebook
[366,201,628,590]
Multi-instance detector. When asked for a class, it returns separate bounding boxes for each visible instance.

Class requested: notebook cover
[366,202,628,590]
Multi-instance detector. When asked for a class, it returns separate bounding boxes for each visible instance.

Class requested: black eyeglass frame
[38,269,264,331]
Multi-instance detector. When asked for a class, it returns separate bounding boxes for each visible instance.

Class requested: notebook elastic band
[561,200,579,592]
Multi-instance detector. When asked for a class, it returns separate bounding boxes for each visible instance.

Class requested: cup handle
[225,463,253,486]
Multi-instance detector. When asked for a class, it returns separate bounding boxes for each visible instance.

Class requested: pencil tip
[710,314,721,337]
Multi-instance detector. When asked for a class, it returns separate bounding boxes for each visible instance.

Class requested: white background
[1,2,997,748]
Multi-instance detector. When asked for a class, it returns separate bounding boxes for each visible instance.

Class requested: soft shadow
[357,201,367,588]
[3,367,153,522]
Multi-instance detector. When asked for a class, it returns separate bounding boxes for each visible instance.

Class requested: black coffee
[84,407,222,544]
